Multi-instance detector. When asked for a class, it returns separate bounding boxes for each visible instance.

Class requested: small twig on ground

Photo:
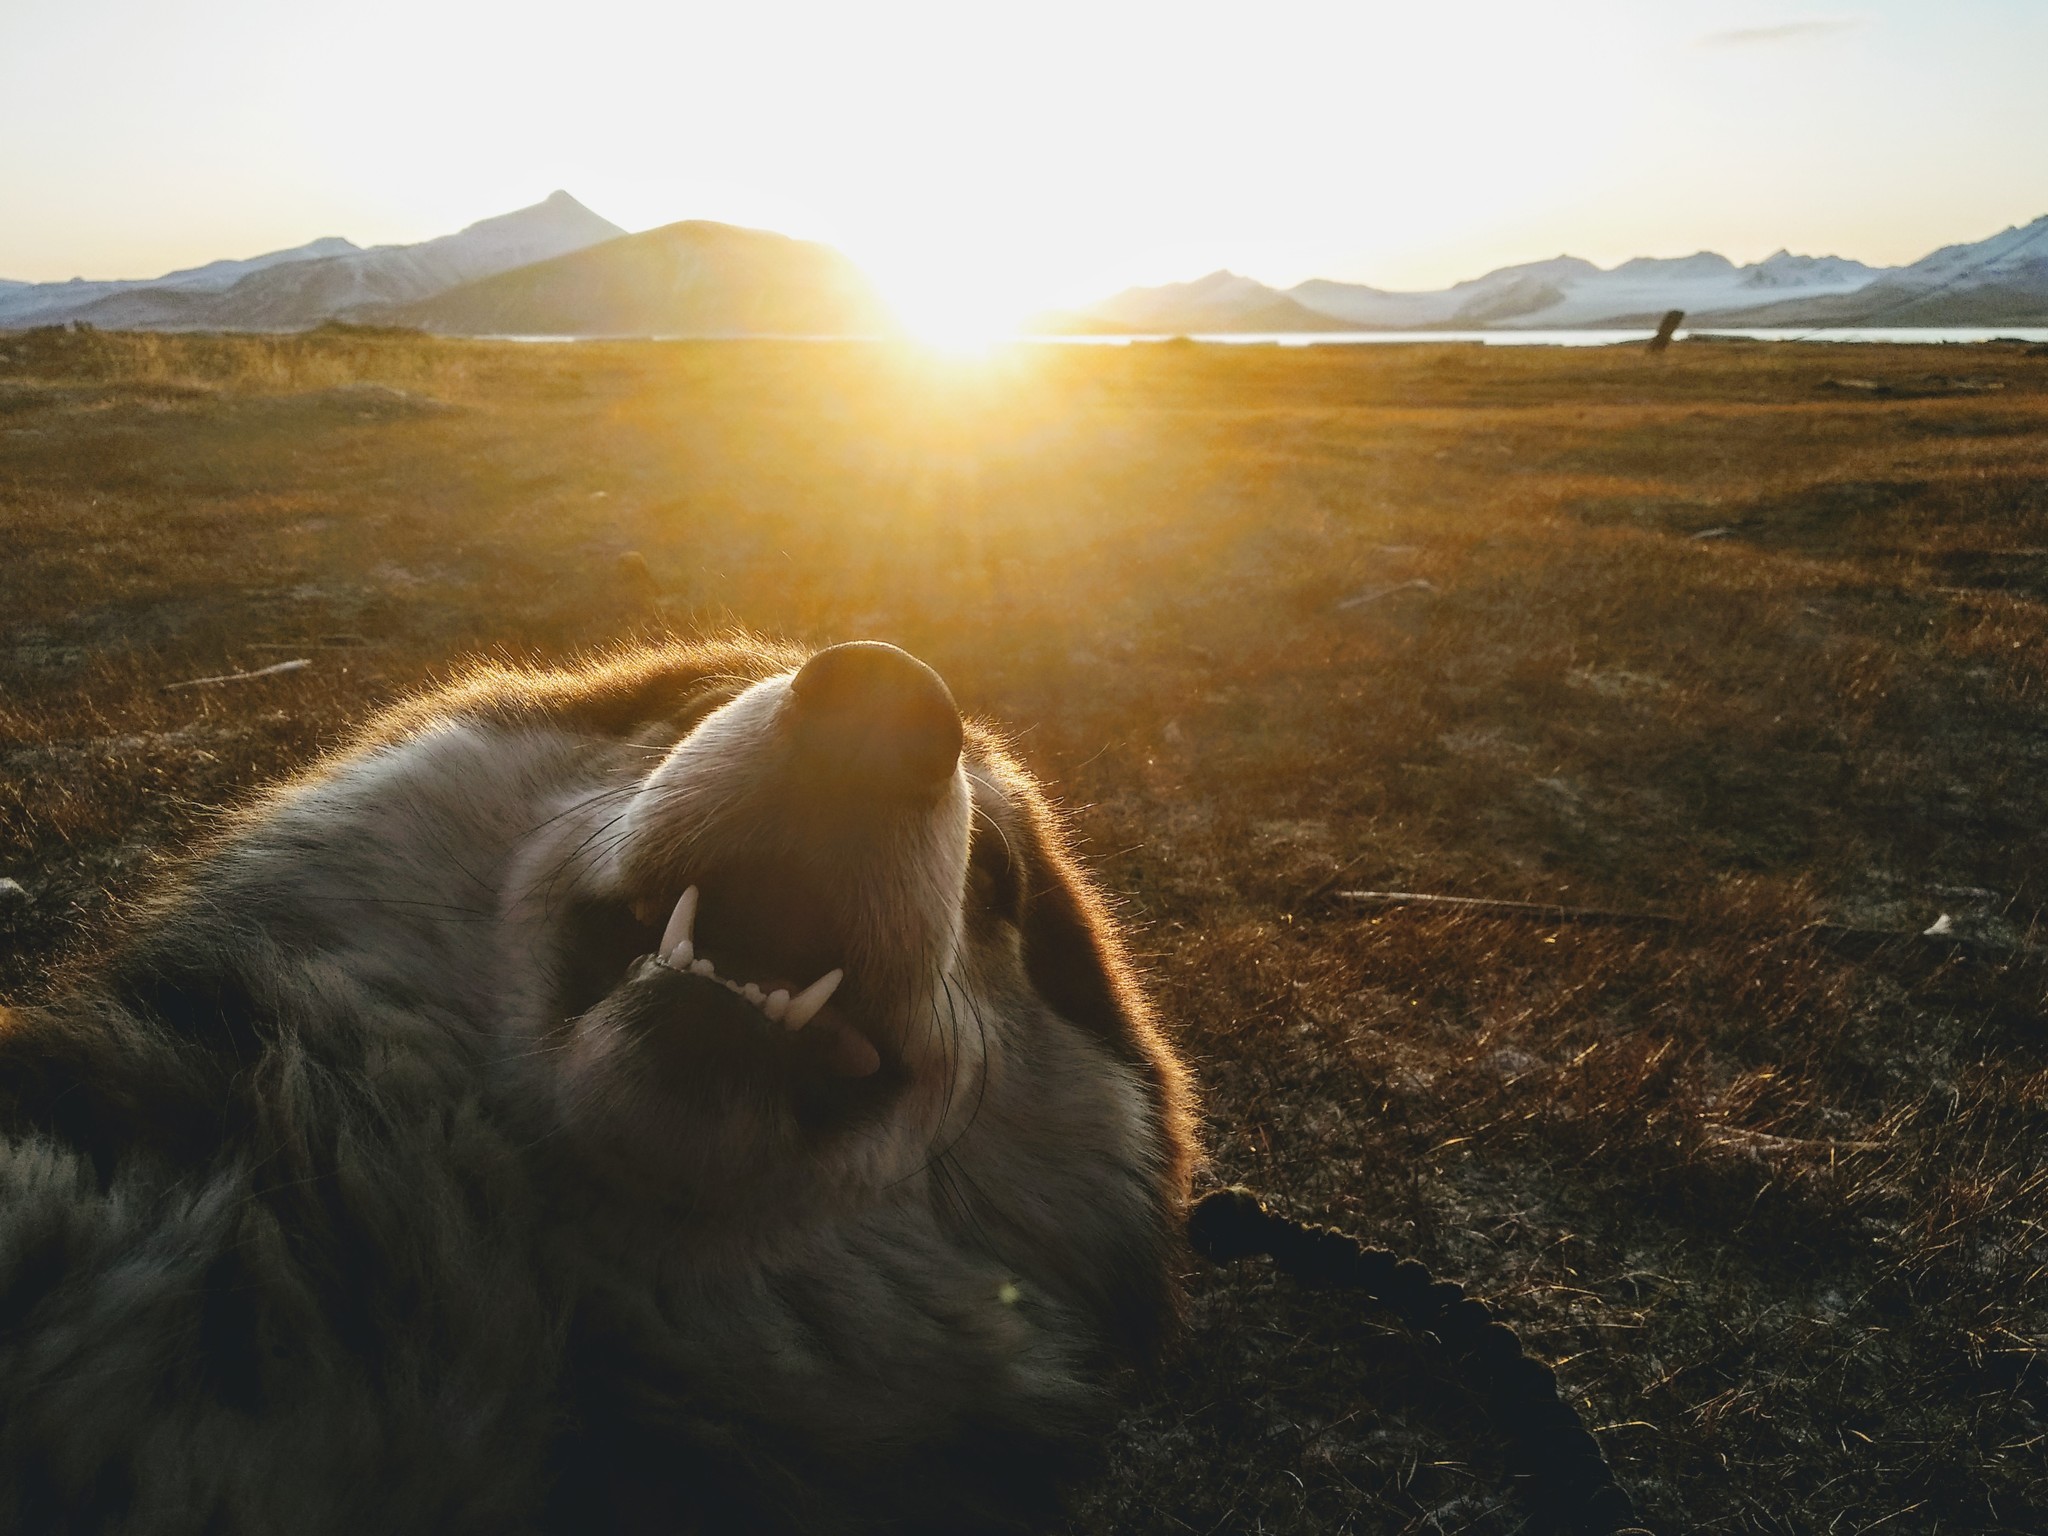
[162,658,311,692]
[1292,854,1381,914]
[1325,888,2039,962]
[246,635,369,651]
[1334,579,1436,612]
[1702,1124,1884,1156]
[1331,889,1678,928]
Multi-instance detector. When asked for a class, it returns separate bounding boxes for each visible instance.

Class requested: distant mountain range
[0,193,889,338]
[0,193,625,332]
[7,198,2046,337]
[1052,214,2048,333]
[374,220,893,338]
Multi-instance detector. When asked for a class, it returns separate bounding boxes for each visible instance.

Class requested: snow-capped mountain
[170,191,628,330]
[143,237,365,293]
[1284,249,1880,330]
[1066,247,1886,334]
[1064,215,2048,333]
[0,193,624,332]
[0,236,360,328]
[1701,214,2048,327]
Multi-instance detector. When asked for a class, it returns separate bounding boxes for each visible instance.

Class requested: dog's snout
[788,642,963,794]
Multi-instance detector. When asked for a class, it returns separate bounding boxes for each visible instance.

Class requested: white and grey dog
[0,639,1196,1535]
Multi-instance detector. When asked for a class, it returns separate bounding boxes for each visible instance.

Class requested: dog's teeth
[742,983,764,1005]
[690,957,715,976]
[764,989,790,1023]
[660,886,699,961]
[782,968,844,1030]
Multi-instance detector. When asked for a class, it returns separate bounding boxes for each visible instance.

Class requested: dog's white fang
[660,886,699,963]
[647,886,850,1031]
[783,969,844,1030]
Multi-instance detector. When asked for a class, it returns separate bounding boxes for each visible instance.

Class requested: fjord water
[1037,327,2048,347]
[491,327,2048,346]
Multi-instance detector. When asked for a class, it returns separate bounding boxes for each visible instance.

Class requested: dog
[0,638,1196,1534]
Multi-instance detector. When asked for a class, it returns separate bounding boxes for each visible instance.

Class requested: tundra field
[2,327,2046,1534]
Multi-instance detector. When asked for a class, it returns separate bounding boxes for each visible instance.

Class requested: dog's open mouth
[636,883,883,1081]
[584,642,973,1122]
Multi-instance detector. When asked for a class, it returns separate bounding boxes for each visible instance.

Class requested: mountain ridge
[1695,214,2048,327]
[366,219,895,338]
[1077,270,1361,333]
[1055,217,2048,333]
[0,193,624,332]
[9,202,2046,337]
[0,235,364,329]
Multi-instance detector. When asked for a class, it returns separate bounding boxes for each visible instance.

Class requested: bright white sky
[3,0,2045,333]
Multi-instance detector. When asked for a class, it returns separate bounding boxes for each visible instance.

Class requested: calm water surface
[495,327,2048,346]
[1036,327,2048,347]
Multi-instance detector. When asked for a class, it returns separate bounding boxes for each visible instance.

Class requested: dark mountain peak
[368,216,893,337]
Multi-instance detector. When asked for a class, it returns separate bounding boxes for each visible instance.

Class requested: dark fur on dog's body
[0,639,1195,1534]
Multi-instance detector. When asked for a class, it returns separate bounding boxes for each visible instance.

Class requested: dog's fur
[0,638,1195,1535]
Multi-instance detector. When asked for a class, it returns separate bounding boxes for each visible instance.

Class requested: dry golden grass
[2,325,2045,1533]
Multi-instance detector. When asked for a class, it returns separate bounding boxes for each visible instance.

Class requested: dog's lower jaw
[535,944,1149,1503]
[545,984,987,1252]
[546,970,1173,1496]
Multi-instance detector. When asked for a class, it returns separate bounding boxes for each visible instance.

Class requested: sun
[871,264,1024,352]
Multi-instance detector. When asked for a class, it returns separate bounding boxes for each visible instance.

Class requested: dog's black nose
[788,642,963,795]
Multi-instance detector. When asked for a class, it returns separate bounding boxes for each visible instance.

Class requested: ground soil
[2,327,2045,1533]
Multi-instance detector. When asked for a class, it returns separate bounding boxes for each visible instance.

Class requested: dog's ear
[998,770,1178,1085]
[1017,829,1195,1162]
[1021,842,1138,1053]
[1013,802,1194,1148]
